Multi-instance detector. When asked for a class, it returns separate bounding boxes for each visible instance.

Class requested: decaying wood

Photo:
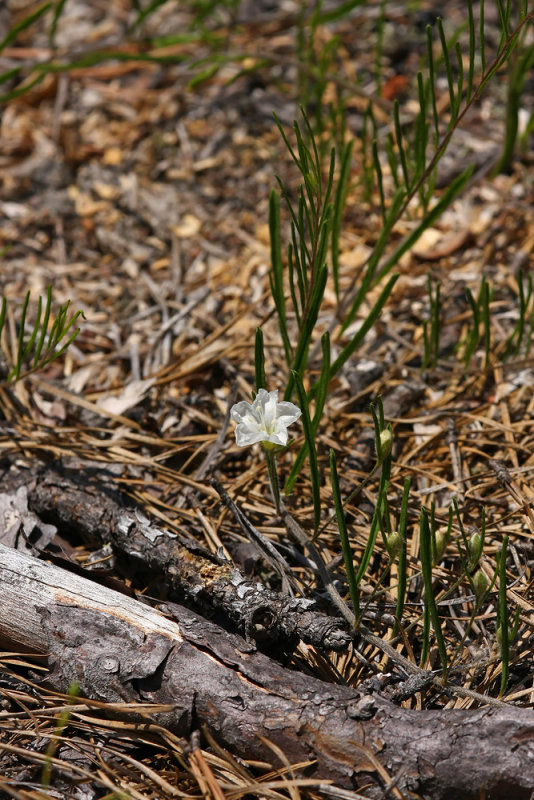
[0,541,533,800]
[7,465,351,652]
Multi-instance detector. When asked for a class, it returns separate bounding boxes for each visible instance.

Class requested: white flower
[230,389,301,448]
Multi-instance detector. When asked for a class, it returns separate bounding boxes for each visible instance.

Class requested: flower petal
[274,401,302,425]
[235,424,267,447]
[268,426,289,446]
[230,400,259,425]
[230,388,301,448]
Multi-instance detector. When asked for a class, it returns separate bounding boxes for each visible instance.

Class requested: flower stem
[264,447,282,515]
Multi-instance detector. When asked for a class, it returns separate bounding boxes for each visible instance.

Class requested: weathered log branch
[11,465,351,652]
[0,542,533,799]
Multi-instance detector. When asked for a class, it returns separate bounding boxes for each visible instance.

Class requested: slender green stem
[498,535,510,696]
[330,448,359,621]
[264,447,282,515]
[420,507,449,681]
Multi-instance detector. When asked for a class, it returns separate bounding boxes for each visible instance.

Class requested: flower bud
[472,569,488,604]
[496,622,516,656]
[496,625,503,655]
[433,530,448,564]
[468,531,482,569]
[378,428,392,462]
[386,530,403,561]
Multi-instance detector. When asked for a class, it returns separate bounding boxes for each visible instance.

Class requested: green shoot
[423,274,441,369]
[330,447,359,621]
[0,288,84,384]
[496,535,521,696]
[254,327,266,393]
[419,507,449,680]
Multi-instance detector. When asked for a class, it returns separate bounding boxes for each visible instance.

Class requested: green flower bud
[496,625,503,655]
[468,531,482,569]
[378,428,392,462]
[496,622,516,656]
[472,569,488,604]
[386,530,403,561]
[433,530,448,564]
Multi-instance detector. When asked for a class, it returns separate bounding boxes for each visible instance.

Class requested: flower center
[259,410,276,435]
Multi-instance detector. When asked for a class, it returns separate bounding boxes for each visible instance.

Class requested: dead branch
[5,464,351,653]
[0,542,533,800]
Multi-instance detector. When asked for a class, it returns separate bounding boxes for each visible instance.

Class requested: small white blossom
[230,388,301,448]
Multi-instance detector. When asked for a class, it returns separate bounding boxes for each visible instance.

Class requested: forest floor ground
[0,1,533,798]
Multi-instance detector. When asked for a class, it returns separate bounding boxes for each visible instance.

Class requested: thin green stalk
[354,477,387,588]
[285,332,330,496]
[264,448,282,516]
[394,477,411,631]
[254,327,266,392]
[331,139,353,302]
[330,448,359,621]
[419,507,449,681]
[497,535,510,695]
[41,682,79,790]
[293,371,321,531]
[481,277,492,367]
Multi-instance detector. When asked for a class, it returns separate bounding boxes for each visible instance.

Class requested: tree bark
[0,542,533,799]
[14,465,351,653]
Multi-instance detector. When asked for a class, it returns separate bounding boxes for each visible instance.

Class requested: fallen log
[14,465,351,653]
[0,542,533,799]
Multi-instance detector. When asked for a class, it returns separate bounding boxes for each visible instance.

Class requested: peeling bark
[0,542,533,799]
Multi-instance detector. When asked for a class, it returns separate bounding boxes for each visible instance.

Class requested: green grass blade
[426,26,440,146]
[273,113,301,174]
[467,0,476,100]
[385,133,400,189]
[40,326,81,369]
[394,100,411,189]
[0,297,6,339]
[452,41,464,120]
[414,72,429,180]
[0,66,23,87]
[187,64,222,90]
[49,0,68,47]
[437,17,456,118]
[20,294,42,365]
[293,371,321,532]
[284,333,330,495]
[287,245,301,328]
[340,188,405,334]
[284,264,328,401]
[376,165,474,284]
[12,291,30,380]
[359,499,391,596]
[254,328,266,392]
[331,139,353,301]
[354,511,380,588]
[482,278,492,367]
[317,0,365,25]
[133,0,173,31]
[420,597,431,668]
[480,0,486,72]
[328,273,399,383]
[0,3,52,54]
[268,190,292,366]
[498,535,510,695]
[313,331,331,426]
[330,448,359,621]
[394,478,411,631]
[419,507,449,680]
[33,285,52,367]
[0,73,47,105]
[372,139,386,223]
